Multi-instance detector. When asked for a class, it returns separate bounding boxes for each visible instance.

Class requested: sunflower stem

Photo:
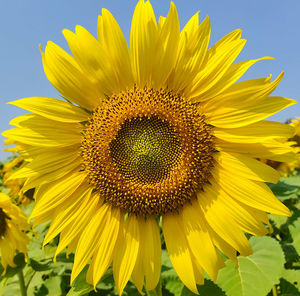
[146,277,162,296]
[18,270,27,296]
[272,285,277,296]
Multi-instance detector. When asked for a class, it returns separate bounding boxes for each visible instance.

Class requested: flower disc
[81,88,215,215]
[0,209,8,237]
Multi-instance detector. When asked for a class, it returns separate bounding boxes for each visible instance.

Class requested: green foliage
[0,159,300,296]
[217,237,285,296]
[180,280,225,296]
[66,267,93,296]
[289,217,300,255]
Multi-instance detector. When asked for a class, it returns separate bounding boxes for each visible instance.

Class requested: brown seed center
[81,88,215,216]
[0,208,9,237]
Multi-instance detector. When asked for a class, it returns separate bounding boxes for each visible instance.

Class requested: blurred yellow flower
[1,156,34,205]
[262,118,300,176]
[0,193,30,272]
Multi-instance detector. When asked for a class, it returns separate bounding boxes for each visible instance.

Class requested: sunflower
[2,1,297,294]
[0,193,30,272]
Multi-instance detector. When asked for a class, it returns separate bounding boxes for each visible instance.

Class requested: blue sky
[0,0,299,160]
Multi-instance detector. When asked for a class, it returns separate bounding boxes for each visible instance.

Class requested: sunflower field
[0,156,299,296]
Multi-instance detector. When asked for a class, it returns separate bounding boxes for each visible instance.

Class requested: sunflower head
[0,208,9,238]
[0,193,30,272]
[81,87,215,215]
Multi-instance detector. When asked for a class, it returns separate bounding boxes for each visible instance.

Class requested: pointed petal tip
[38,43,44,54]
[101,7,108,14]
[70,272,76,286]
[170,1,176,9]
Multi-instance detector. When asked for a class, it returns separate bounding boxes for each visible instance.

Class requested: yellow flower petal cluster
[1,157,23,197]
[0,193,30,272]
[261,117,300,176]
[1,156,34,205]
[2,1,297,294]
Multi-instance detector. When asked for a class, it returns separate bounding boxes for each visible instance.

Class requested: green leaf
[278,278,300,296]
[180,280,225,296]
[289,217,300,255]
[34,276,63,296]
[165,280,184,296]
[123,283,141,296]
[282,244,299,265]
[268,213,288,227]
[280,175,300,187]
[281,269,300,294]
[96,276,114,291]
[28,259,51,272]
[216,236,285,296]
[0,277,20,296]
[66,266,93,296]
[268,181,300,201]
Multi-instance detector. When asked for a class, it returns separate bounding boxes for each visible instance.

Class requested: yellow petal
[202,72,297,128]
[30,172,86,223]
[3,115,81,147]
[168,14,211,93]
[41,42,100,110]
[43,185,94,246]
[131,244,144,294]
[189,30,246,98]
[207,95,296,128]
[0,240,16,270]
[91,207,121,288]
[98,9,134,89]
[180,202,225,281]
[131,217,161,292]
[204,180,269,236]
[8,97,89,123]
[130,0,158,87]
[63,26,119,95]
[152,2,180,88]
[192,57,273,101]
[207,227,238,266]
[215,151,280,183]
[213,120,295,142]
[71,204,109,284]
[21,162,81,193]
[216,138,297,162]
[197,184,252,256]
[214,168,291,216]
[8,149,79,180]
[143,217,161,290]
[204,74,274,105]
[113,215,140,296]
[162,213,199,294]
[54,196,101,260]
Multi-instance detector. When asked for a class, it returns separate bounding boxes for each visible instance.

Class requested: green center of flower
[110,116,181,184]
